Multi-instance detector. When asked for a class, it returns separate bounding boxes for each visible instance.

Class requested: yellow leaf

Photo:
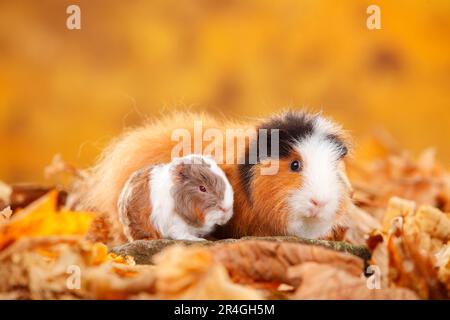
[0,191,95,250]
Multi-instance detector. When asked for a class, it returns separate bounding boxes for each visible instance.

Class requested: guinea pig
[232,111,352,239]
[81,110,352,241]
[117,154,234,241]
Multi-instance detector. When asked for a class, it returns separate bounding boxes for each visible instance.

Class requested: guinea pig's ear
[173,163,188,182]
[327,133,350,159]
[339,144,349,158]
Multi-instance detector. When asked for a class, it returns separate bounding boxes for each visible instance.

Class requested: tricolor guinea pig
[231,111,352,239]
[117,154,234,241]
[81,110,352,241]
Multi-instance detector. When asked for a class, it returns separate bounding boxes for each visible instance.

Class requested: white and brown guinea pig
[81,110,352,241]
[117,154,234,241]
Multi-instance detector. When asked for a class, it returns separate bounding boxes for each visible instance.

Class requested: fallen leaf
[289,262,418,300]
[382,196,416,232]
[343,203,381,244]
[153,245,262,299]
[385,198,449,298]
[155,246,262,300]
[0,207,12,222]
[0,237,144,299]
[0,181,11,209]
[0,191,95,250]
[435,244,450,291]
[209,240,364,286]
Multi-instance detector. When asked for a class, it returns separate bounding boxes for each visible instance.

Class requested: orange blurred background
[0,0,449,183]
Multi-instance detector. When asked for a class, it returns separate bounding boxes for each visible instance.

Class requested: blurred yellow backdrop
[0,0,449,183]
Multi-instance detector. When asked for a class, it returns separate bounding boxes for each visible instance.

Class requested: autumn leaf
[153,245,262,300]
[0,207,12,222]
[289,262,418,300]
[0,191,95,250]
[209,240,364,287]
[380,197,450,299]
[436,245,450,291]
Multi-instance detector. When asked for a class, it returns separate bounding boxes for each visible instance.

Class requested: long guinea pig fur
[117,154,234,241]
[80,110,352,242]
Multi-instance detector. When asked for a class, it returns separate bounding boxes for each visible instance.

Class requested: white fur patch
[149,154,233,240]
[286,117,344,238]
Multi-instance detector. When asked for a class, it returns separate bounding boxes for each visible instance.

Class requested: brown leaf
[289,262,418,300]
[385,198,449,299]
[343,203,381,245]
[382,197,415,232]
[152,245,262,299]
[436,244,450,291]
[0,181,12,210]
[209,240,364,286]
[0,237,144,299]
[347,137,450,220]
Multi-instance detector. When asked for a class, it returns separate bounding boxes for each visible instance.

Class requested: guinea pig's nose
[220,206,231,213]
[309,199,324,208]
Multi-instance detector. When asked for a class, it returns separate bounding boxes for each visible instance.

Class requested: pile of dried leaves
[0,139,449,300]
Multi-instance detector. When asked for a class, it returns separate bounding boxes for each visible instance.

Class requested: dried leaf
[0,237,143,299]
[9,184,55,210]
[0,181,12,209]
[82,263,155,299]
[44,154,86,181]
[414,206,450,241]
[289,262,418,300]
[209,240,364,286]
[367,231,390,289]
[0,207,12,222]
[343,203,381,244]
[348,137,450,221]
[435,244,450,291]
[382,197,415,232]
[385,198,449,299]
[0,191,95,250]
[153,245,262,299]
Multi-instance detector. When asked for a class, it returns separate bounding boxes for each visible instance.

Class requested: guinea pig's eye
[199,185,207,193]
[290,160,302,172]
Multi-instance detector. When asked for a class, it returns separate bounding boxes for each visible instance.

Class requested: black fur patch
[238,111,318,200]
[326,134,348,158]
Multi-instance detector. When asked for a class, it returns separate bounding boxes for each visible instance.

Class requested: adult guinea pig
[80,110,352,241]
[118,154,234,241]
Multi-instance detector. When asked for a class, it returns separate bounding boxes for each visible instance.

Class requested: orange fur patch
[249,153,303,235]
[193,203,206,225]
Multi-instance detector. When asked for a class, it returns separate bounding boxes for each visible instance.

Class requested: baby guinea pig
[117,154,234,241]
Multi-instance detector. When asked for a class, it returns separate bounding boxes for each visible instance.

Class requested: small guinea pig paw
[206,209,233,227]
[181,235,207,241]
